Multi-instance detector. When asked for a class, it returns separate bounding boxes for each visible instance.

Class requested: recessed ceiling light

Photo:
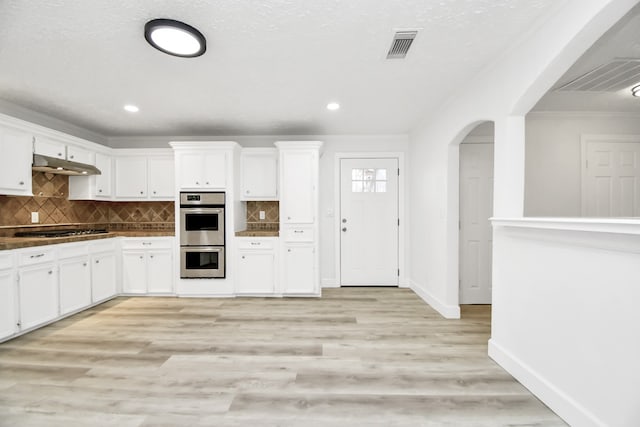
[327,102,340,111]
[144,18,206,58]
[124,105,139,113]
[632,84,640,97]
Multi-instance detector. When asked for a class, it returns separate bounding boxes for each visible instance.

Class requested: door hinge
[397,168,400,176]
[397,218,400,226]
[397,268,400,276]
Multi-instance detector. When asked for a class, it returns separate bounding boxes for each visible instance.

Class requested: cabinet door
[18,264,58,330]
[203,153,227,188]
[95,153,112,197]
[122,251,147,294]
[34,136,65,159]
[59,256,92,315]
[281,151,315,223]
[236,252,275,294]
[241,151,278,199]
[282,246,315,294]
[115,157,147,198]
[0,126,32,196]
[92,253,116,302]
[178,154,204,189]
[67,146,93,164]
[0,270,18,339]
[147,250,173,293]
[148,157,175,198]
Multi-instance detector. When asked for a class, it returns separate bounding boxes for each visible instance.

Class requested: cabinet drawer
[237,239,276,250]
[58,243,89,259]
[18,249,55,266]
[0,253,13,270]
[283,227,314,242]
[122,237,174,250]
[89,239,116,253]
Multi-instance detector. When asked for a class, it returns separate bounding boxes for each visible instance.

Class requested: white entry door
[459,143,493,304]
[340,158,398,286]
[583,140,640,217]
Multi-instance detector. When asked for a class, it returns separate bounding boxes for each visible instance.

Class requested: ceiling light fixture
[124,105,139,113]
[632,84,640,97]
[327,102,340,111]
[144,18,206,58]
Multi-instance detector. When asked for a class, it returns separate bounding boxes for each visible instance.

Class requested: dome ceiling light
[144,19,206,58]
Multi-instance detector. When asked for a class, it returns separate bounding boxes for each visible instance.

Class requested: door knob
[342,227,347,232]
[342,218,347,223]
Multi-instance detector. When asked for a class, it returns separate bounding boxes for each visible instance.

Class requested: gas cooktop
[14,229,109,238]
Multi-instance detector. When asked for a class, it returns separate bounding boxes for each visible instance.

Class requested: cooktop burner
[14,229,109,238]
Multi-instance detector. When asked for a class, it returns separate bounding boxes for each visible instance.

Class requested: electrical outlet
[259,210,266,220]
[31,212,39,223]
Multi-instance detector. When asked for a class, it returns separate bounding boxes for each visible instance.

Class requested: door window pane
[351,167,388,193]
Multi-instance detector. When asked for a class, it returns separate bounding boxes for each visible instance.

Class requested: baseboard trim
[321,278,339,288]
[409,280,460,319]
[488,339,604,427]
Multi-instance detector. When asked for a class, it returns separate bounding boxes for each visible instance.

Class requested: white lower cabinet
[0,264,17,340]
[91,251,117,303]
[58,255,91,315]
[18,262,58,331]
[235,238,277,295]
[282,245,316,295]
[122,238,174,294]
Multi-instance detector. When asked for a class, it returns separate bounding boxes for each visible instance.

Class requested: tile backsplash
[246,201,279,231]
[0,172,174,227]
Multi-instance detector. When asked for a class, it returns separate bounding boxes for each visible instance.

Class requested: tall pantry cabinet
[276,141,322,296]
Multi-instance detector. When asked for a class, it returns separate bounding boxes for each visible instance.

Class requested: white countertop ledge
[490,217,640,235]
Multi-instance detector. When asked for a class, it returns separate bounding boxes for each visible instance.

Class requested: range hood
[32,154,101,176]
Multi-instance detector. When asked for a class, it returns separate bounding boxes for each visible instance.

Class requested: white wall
[525,112,640,217]
[490,219,640,426]
[407,0,639,425]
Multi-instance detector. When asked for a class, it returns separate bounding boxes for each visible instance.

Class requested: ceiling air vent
[386,31,418,59]
[555,58,640,92]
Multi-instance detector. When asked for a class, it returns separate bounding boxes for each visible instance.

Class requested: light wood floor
[0,288,565,426]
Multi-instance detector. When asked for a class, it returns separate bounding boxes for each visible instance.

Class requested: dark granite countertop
[0,230,175,251]
[235,230,279,237]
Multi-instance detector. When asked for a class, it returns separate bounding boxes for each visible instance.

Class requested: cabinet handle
[83,263,87,267]
[70,155,74,159]
[140,191,144,194]
[242,255,245,259]
[95,260,100,264]
[288,249,291,252]
[287,216,291,220]
[153,191,157,194]
[57,152,62,157]
[195,181,200,185]
[98,189,103,193]
[246,190,250,194]
[142,242,152,246]
[150,255,154,259]
[294,230,303,234]
[140,256,144,259]
[30,253,45,258]
[48,270,53,275]
[250,242,260,246]
[19,181,24,185]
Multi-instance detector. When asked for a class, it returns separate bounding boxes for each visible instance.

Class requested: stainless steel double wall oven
[179,192,226,278]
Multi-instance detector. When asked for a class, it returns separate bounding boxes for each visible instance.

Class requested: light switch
[259,210,266,220]
[31,212,39,223]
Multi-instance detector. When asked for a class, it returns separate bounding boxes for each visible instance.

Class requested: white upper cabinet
[113,153,174,200]
[178,152,227,190]
[94,153,112,198]
[115,156,147,198]
[68,152,112,200]
[66,145,93,164]
[33,135,66,159]
[280,149,316,224]
[241,148,278,200]
[148,156,175,198]
[0,124,32,196]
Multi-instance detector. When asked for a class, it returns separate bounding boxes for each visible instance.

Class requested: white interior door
[583,140,640,217]
[459,143,493,304]
[340,158,398,286]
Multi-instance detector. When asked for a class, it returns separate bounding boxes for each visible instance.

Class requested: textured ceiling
[0,0,562,137]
